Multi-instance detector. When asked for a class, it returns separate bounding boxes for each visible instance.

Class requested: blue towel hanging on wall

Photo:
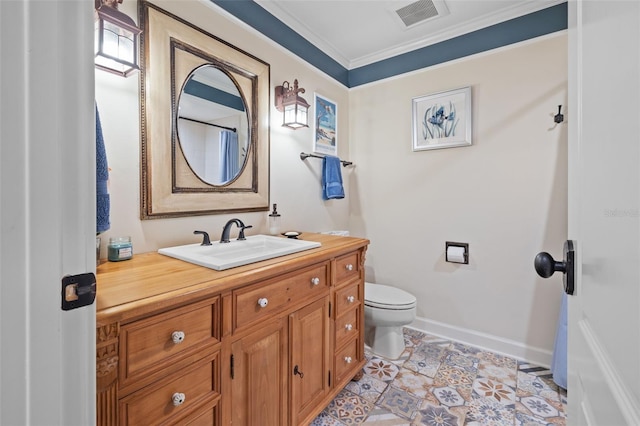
[322,155,345,200]
[96,103,110,234]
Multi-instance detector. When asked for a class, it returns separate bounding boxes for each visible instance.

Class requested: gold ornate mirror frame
[139,1,270,219]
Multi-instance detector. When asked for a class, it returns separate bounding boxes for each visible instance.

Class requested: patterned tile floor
[311,328,567,425]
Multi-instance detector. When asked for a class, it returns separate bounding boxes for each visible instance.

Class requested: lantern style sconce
[94,0,142,77]
[274,79,310,129]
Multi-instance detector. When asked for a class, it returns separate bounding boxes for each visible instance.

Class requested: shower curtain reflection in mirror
[220,130,240,183]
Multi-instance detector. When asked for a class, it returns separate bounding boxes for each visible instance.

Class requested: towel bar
[300,152,353,167]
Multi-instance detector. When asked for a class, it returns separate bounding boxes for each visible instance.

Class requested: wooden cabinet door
[230,318,288,426]
[289,297,330,425]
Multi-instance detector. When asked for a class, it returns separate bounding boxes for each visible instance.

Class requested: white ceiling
[256,0,563,69]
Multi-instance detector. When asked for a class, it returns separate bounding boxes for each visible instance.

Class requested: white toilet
[364,282,417,359]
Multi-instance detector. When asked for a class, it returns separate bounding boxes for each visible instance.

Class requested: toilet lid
[364,282,417,309]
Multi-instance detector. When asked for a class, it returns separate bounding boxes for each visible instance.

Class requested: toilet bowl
[364,282,417,359]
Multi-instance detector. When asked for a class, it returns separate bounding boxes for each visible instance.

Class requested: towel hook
[554,105,564,124]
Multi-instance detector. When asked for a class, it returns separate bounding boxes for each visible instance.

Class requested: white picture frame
[412,86,472,151]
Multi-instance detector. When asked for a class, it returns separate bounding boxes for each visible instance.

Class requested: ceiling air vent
[394,0,449,28]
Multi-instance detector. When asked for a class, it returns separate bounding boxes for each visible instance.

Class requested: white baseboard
[409,316,553,368]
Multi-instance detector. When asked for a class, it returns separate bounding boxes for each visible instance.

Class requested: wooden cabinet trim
[97,323,119,426]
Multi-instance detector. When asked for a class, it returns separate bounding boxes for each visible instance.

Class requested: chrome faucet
[220,219,253,243]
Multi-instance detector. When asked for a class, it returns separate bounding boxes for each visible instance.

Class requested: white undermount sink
[158,234,321,271]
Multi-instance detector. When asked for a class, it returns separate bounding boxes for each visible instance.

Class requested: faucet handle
[238,225,253,241]
[193,230,212,246]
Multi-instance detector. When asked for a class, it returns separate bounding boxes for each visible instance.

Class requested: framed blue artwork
[313,93,338,156]
[412,86,472,151]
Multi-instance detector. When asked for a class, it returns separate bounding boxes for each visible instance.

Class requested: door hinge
[230,354,234,379]
[328,370,331,387]
[328,301,331,317]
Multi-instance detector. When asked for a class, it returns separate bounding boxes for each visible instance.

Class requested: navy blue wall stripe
[349,2,568,87]
[210,1,567,88]
[184,79,245,111]
[211,0,349,86]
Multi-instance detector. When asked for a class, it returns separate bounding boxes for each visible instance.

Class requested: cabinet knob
[257,298,269,308]
[344,356,352,364]
[345,323,353,331]
[345,264,354,271]
[346,295,355,303]
[171,331,185,344]
[172,392,186,406]
[310,277,320,286]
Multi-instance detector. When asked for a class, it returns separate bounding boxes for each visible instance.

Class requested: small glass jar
[108,236,133,262]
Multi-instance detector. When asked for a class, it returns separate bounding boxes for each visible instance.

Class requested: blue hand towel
[322,155,345,200]
[96,103,110,234]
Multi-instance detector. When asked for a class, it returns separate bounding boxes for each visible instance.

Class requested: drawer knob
[344,356,352,364]
[257,298,269,308]
[345,264,354,271]
[171,331,185,344]
[345,323,353,331]
[172,392,186,406]
[311,277,320,286]
[346,295,355,303]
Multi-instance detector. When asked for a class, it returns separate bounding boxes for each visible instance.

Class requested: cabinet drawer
[335,307,359,348]
[234,263,328,330]
[334,338,359,383]
[120,352,219,426]
[335,252,360,285]
[120,297,220,384]
[334,282,360,317]
[183,403,219,426]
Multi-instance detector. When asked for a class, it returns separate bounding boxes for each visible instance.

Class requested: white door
[0,1,96,424]
[567,1,640,424]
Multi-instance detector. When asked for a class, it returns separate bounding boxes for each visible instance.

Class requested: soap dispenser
[268,203,281,235]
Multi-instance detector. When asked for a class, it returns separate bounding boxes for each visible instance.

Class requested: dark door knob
[534,252,566,278]
[534,240,575,295]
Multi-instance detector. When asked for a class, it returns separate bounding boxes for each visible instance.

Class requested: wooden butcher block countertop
[96,232,369,326]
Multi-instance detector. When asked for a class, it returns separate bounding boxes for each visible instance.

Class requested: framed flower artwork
[412,86,472,151]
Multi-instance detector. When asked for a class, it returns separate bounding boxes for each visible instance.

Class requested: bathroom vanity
[96,233,369,425]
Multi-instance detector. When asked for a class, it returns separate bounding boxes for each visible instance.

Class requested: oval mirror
[176,64,250,186]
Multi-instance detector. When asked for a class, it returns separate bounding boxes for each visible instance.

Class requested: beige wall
[349,34,568,362]
[95,0,352,256]
[96,0,568,362]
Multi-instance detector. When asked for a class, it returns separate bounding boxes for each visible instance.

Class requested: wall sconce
[274,79,310,129]
[94,0,142,77]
